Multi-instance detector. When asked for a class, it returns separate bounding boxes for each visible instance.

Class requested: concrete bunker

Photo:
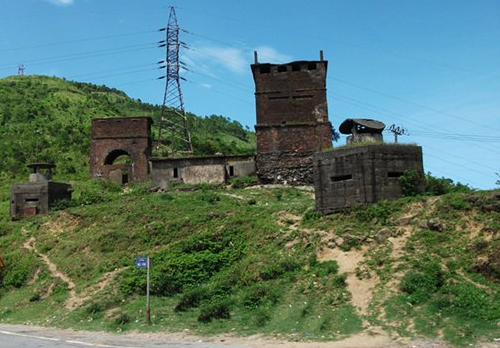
[10,163,72,220]
[90,117,152,184]
[150,155,255,189]
[339,118,385,144]
[313,119,424,212]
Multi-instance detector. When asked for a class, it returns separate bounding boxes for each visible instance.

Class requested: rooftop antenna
[389,124,409,143]
[156,6,193,154]
[18,64,25,76]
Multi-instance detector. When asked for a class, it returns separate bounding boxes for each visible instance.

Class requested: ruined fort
[251,51,333,185]
[11,52,424,219]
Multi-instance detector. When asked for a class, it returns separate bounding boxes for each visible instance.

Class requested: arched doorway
[104,149,132,184]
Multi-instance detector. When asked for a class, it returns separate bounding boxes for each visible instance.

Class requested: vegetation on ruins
[0,75,255,178]
[0,77,498,347]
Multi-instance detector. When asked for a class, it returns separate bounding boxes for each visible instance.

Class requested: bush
[198,299,231,322]
[259,254,300,280]
[400,262,445,304]
[175,286,209,312]
[425,173,471,195]
[302,208,322,222]
[436,283,492,319]
[241,283,280,308]
[354,201,399,223]
[119,228,246,296]
[399,170,423,196]
[114,313,131,326]
[230,175,257,189]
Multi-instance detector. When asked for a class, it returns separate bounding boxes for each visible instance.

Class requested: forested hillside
[0,75,255,177]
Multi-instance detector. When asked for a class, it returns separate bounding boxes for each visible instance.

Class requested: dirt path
[23,237,76,296]
[23,234,122,310]
[318,246,375,316]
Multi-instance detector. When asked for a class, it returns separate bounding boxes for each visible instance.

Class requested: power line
[0,43,156,71]
[177,6,498,79]
[0,29,156,54]
[331,76,500,132]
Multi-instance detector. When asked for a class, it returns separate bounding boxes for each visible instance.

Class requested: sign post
[146,256,151,325]
[135,256,151,325]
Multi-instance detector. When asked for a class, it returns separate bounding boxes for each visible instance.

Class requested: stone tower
[251,51,332,184]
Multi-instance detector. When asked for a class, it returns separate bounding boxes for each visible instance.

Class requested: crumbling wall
[150,155,255,189]
[252,60,332,185]
[314,144,424,212]
[90,117,152,183]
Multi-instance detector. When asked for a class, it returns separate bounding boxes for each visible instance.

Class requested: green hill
[0,179,499,346]
[0,75,255,177]
[0,75,499,347]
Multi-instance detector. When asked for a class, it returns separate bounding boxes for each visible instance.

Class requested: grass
[0,179,499,346]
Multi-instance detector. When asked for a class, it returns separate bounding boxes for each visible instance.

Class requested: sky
[0,0,499,189]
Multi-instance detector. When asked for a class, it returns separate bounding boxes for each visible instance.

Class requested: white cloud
[183,43,291,75]
[40,0,74,6]
[254,46,292,64]
[199,83,212,89]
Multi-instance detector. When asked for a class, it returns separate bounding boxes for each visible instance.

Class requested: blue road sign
[135,257,148,269]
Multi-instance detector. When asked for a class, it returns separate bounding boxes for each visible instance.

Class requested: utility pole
[389,124,409,143]
[18,64,25,76]
[157,7,193,154]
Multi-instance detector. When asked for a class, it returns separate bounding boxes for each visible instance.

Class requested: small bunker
[313,119,424,212]
[150,155,255,189]
[339,118,385,144]
[10,163,72,220]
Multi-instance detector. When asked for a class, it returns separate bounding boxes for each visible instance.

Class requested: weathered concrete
[10,181,72,220]
[251,56,333,185]
[90,117,152,184]
[314,144,424,212]
[150,155,255,188]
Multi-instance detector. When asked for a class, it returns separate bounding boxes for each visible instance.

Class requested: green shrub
[437,283,494,319]
[198,299,231,322]
[258,255,300,280]
[230,175,257,189]
[302,208,322,222]
[314,260,339,277]
[425,173,471,195]
[400,262,445,304]
[119,228,246,296]
[175,286,210,312]
[398,170,423,196]
[354,201,399,223]
[114,313,131,326]
[241,283,280,308]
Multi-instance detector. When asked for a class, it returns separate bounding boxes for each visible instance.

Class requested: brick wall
[90,117,152,183]
[251,60,332,184]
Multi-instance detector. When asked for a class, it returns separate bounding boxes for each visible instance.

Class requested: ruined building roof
[339,118,386,134]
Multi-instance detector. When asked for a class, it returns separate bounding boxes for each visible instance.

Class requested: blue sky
[0,0,499,189]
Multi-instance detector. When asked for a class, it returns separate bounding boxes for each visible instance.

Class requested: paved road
[0,324,249,348]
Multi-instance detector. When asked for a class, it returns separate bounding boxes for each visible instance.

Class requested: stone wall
[314,144,424,212]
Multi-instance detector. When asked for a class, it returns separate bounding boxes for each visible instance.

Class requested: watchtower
[90,117,152,184]
[251,51,332,184]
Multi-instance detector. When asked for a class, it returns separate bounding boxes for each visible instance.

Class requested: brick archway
[90,117,152,183]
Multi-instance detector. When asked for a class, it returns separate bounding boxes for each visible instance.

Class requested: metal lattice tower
[157,7,193,153]
[18,64,25,76]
